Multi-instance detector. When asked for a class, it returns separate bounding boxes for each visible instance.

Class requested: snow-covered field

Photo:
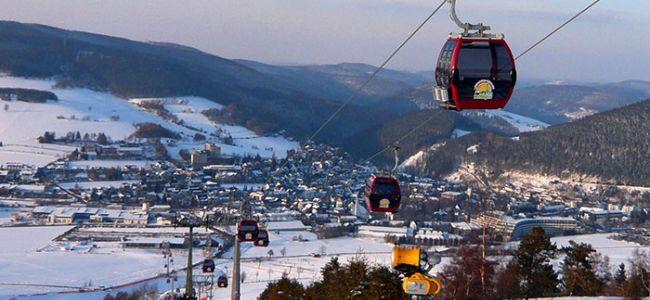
[479,110,549,133]
[66,160,155,169]
[551,233,648,269]
[57,180,141,190]
[0,225,201,299]
[2,226,398,300]
[505,233,650,273]
[0,76,298,167]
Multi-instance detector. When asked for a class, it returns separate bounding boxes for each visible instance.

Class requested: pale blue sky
[0,0,648,82]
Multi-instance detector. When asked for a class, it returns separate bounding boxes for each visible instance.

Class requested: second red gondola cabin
[255,229,269,247]
[366,176,401,213]
[237,219,259,242]
[202,259,215,273]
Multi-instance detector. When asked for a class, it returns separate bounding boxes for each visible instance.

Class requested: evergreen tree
[257,274,305,300]
[496,261,524,299]
[515,227,559,298]
[610,263,628,296]
[97,132,108,145]
[260,257,408,300]
[561,241,603,296]
[626,250,650,299]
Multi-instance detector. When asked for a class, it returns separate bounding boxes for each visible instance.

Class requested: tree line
[418,99,650,186]
[260,228,650,299]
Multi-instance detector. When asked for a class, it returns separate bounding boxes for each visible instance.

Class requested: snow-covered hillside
[479,110,549,133]
[130,97,298,160]
[0,76,297,167]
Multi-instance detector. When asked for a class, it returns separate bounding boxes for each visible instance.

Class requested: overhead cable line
[264,0,447,182]
[307,0,448,142]
[515,0,602,61]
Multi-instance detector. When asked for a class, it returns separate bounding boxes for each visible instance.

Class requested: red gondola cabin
[237,219,259,242]
[217,275,228,288]
[202,259,215,273]
[434,35,516,111]
[366,176,401,213]
[255,229,269,247]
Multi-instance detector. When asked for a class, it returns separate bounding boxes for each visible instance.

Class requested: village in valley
[1,1,649,297]
[2,117,650,298]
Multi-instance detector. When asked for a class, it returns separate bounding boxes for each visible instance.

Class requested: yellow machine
[403,272,442,296]
[393,245,443,296]
[392,245,422,274]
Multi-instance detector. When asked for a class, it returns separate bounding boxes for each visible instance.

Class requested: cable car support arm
[447,0,493,37]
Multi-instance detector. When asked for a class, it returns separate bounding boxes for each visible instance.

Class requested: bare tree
[280,247,287,257]
[319,245,327,256]
[3,104,8,112]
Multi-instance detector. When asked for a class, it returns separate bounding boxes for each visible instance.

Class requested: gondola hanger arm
[448,0,494,37]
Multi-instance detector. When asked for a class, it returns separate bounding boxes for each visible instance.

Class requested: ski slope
[484,110,549,133]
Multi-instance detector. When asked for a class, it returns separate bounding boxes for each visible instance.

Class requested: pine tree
[515,227,559,298]
[97,133,108,145]
[561,241,603,296]
[611,263,627,296]
[626,250,650,299]
[257,274,304,300]
[496,261,523,299]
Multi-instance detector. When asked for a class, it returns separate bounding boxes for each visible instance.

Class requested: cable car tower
[434,0,517,111]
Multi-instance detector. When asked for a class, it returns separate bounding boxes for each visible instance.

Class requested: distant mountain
[385,80,650,126]
[0,21,414,143]
[234,60,426,113]
[411,98,650,186]
[506,81,650,124]
[297,63,429,97]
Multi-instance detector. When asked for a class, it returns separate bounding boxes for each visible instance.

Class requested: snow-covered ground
[57,180,141,190]
[482,110,549,133]
[551,233,648,269]
[399,142,445,170]
[66,160,155,169]
[505,233,650,274]
[130,97,298,159]
[3,226,399,300]
[0,225,201,299]
[0,76,298,167]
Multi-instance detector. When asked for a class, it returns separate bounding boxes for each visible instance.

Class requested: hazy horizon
[0,0,648,82]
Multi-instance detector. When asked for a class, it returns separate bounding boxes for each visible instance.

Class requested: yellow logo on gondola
[474,79,495,100]
[379,198,390,208]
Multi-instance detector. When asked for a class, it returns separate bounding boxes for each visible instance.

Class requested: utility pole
[173,213,205,300]
[231,197,249,300]
[231,236,241,300]
[186,225,194,299]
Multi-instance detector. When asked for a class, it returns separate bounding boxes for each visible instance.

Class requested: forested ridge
[417,98,650,185]
[339,109,481,165]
